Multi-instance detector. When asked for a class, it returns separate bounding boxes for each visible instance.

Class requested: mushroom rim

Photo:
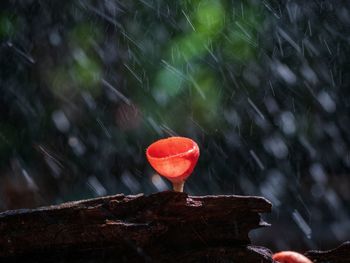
[146,137,199,161]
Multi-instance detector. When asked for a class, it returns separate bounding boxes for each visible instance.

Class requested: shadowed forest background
[0,0,349,251]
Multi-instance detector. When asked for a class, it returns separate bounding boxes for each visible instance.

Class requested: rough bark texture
[305,241,350,263]
[0,191,274,262]
[0,191,348,263]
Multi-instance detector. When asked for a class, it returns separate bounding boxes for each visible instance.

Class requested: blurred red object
[273,251,313,263]
[146,137,199,192]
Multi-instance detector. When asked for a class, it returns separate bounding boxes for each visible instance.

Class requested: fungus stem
[173,181,185,192]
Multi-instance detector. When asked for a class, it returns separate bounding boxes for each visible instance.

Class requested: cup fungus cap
[146,136,199,183]
[273,251,313,263]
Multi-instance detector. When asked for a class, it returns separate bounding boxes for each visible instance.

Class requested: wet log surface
[0,191,348,262]
[0,191,273,262]
[305,241,350,263]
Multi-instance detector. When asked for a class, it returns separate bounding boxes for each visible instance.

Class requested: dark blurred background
[0,0,349,252]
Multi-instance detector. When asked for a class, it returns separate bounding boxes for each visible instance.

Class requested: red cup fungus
[273,251,313,263]
[146,136,199,192]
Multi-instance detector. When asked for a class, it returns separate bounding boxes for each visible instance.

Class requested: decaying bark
[0,191,273,262]
[305,241,350,263]
[0,191,348,262]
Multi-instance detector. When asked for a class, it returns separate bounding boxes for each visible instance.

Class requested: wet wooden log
[0,191,274,262]
[305,241,350,263]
